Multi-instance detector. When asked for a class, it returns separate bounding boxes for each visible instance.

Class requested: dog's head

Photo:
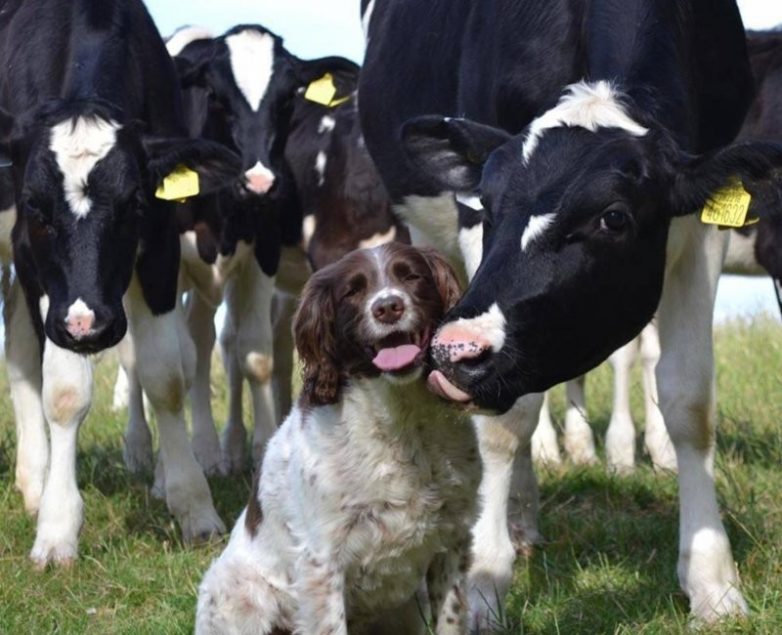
[294,242,461,406]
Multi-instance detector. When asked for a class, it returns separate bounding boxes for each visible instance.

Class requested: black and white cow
[361,0,782,626]
[0,0,241,567]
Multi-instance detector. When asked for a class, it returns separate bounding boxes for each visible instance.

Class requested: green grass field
[1,317,781,634]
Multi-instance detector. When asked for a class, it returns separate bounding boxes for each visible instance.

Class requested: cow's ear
[142,136,241,195]
[401,116,511,192]
[293,55,360,86]
[670,141,782,217]
[172,38,217,88]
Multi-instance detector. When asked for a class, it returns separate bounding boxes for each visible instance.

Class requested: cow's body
[360,0,775,626]
[1,0,240,566]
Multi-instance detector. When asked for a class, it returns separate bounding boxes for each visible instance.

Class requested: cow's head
[173,24,357,199]
[4,100,240,353]
[403,80,782,413]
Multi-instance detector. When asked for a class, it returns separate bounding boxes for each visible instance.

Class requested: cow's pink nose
[65,312,95,339]
[244,167,275,194]
[431,325,491,363]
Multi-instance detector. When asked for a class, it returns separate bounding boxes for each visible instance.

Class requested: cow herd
[1,0,782,632]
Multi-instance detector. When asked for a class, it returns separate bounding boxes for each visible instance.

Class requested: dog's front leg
[295,555,347,635]
[427,544,470,634]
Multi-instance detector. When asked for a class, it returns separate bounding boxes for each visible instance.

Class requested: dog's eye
[342,286,360,299]
[405,273,422,282]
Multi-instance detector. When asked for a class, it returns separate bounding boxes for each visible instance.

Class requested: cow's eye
[600,205,630,233]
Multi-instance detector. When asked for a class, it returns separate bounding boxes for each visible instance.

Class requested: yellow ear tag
[155,165,200,201]
[700,179,753,228]
[304,73,351,108]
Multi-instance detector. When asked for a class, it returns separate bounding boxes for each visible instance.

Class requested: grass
[1,316,782,633]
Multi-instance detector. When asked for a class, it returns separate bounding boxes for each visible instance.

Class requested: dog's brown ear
[419,247,463,312]
[294,273,341,406]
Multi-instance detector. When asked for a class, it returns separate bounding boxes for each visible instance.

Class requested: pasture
[0,316,781,634]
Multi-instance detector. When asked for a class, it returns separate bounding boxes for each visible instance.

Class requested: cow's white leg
[606,337,639,472]
[530,392,562,466]
[126,278,224,542]
[271,290,297,422]
[563,376,597,465]
[111,364,129,412]
[468,392,543,632]
[657,222,745,621]
[186,291,223,475]
[640,321,677,471]
[118,332,154,475]
[30,336,92,568]
[227,259,276,464]
[5,281,48,516]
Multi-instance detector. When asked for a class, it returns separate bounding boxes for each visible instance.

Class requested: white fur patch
[49,117,120,219]
[520,213,556,251]
[318,115,336,134]
[455,193,483,211]
[522,80,648,163]
[302,215,316,251]
[451,302,506,352]
[315,151,327,186]
[166,26,214,57]
[359,226,396,249]
[362,0,377,39]
[396,193,462,266]
[39,294,50,321]
[225,29,275,112]
[458,224,483,280]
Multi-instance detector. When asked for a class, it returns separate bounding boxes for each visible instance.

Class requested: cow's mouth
[371,328,430,374]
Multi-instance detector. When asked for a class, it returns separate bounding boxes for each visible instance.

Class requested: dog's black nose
[372,295,405,324]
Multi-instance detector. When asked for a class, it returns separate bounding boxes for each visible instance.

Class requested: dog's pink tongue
[373,344,421,372]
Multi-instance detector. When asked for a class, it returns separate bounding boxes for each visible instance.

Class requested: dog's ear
[419,247,463,312]
[294,272,341,406]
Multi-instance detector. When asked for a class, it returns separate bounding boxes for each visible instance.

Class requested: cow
[360,0,782,626]
[118,25,405,480]
[0,0,241,567]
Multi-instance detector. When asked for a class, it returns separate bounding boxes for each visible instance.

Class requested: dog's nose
[372,295,405,324]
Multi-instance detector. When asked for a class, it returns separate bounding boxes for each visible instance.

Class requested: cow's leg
[657,223,745,621]
[468,392,543,632]
[227,260,277,464]
[186,291,223,475]
[30,337,92,568]
[219,308,246,474]
[5,280,48,516]
[111,363,129,412]
[271,290,297,422]
[640,321,677,471]
[126,279,224,542]
[118,332,154,475]
[605,336,639,472]
[530,392,561,466]
[563,376,597,465]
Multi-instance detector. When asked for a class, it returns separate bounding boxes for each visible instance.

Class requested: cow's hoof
[689,585,748,624]
[30,538,78,570]
[179,509,226,545]
[509,522,543,557]
[467,571,507,634]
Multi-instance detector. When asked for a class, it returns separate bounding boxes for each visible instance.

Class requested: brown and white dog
[196,243,480,635]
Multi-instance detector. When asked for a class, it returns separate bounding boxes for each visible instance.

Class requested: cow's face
[175,26,298,198]
[404,81,782,413]
[11,107,240,353]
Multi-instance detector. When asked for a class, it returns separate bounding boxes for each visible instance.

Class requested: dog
[196,242,481,634]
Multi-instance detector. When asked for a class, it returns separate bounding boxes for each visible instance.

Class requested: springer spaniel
[196,242,480,634]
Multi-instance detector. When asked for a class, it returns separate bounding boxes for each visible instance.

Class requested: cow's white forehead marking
[359,226,396,250]
[225,29,275,112]
[302,214,316,251]
[522,80,649,163]
[49,116,121,219]
[451,302,506,351]
[521,213,556,251]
